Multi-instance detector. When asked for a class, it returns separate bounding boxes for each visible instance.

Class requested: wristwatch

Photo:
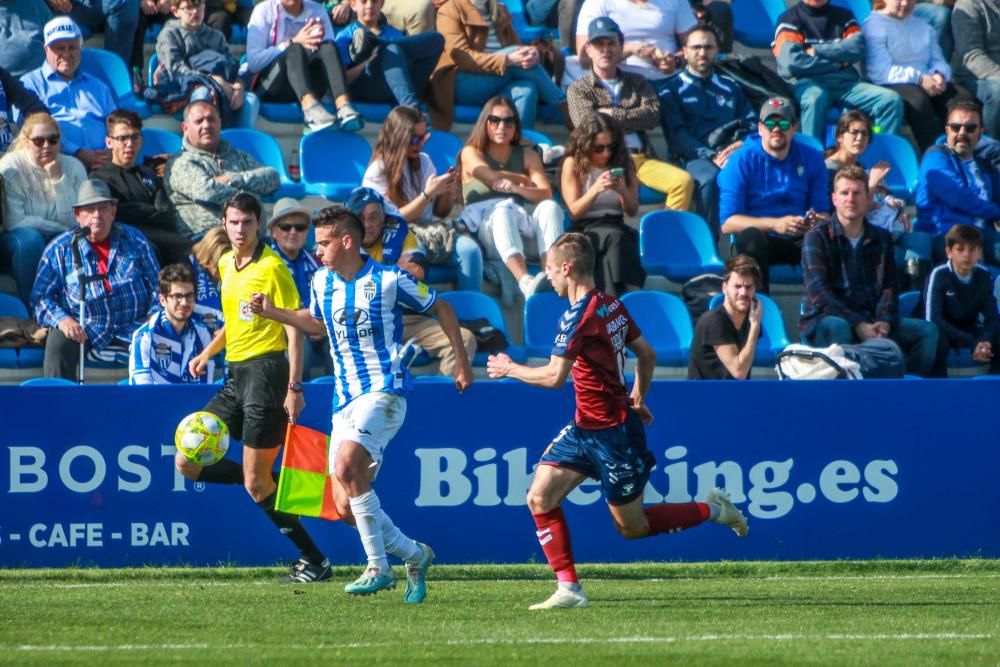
[288,382,304,393]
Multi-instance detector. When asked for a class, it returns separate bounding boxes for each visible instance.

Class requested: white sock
[378,509,421,563]
[349,491,389,573]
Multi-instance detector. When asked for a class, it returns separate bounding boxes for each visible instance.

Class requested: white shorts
[329,392,407,477]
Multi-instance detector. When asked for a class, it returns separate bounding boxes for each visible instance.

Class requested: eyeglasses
[844,129,869,139]
[167,292,196,303]
[687,43,716,51]
[487,115,517,127]
[947,122,979,133]
[410,131,430,147]
[29,135,60,147]
[277,223,309,232]
[110,133,142,144]
[762,119,792,132]
[592,142,617,154]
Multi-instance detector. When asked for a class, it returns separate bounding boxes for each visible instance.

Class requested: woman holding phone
[560,113,644,296]
[362,105,483,291]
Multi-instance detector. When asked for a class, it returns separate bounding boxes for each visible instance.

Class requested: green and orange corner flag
[276,423,340,521]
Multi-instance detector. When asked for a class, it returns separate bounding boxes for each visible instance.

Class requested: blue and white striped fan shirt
[129,310,215,385]
[310,257,436,411]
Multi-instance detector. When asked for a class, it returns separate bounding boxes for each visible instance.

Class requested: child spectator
[155,0,258,128]
[923,224,1000,376]
[334,0,443,108]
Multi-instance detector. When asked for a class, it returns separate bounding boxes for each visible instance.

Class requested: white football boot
[707,487,749,537]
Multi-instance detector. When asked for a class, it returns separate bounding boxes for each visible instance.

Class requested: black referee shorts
[203,352,289,449]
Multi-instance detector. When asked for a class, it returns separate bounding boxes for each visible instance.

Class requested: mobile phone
[610,167,624,178]
[447,166,457,174]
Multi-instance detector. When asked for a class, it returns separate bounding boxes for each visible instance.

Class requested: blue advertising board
[0,380,996,567]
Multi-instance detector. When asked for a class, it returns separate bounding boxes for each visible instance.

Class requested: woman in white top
[243,0,362,133]
[863,0,973,152]
[362,105,484,291]
[561,112,644,295]
[0,112,87,305]
[459,96,565,299]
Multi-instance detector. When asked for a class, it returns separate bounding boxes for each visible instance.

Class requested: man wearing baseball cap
[21,16,116,171]
[32,178,160,379]
[718,96,831,293]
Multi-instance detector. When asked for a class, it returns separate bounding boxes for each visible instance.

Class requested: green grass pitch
[0,560,998,665]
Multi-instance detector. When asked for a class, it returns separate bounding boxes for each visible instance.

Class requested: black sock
[196,459,243,485]
[256,491,324,564]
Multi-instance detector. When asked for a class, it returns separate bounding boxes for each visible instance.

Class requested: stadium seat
[732,0,786,49]
[858,133,919,202]
[80,48,150,118]
[638,184,664,206]
[640,210,724,283]
[220,128,304,199]
[423,130,464,174]
[830,0,871,21]
[521,129,553,147]
[523,292,570,357]
[795,133,825,153]
[309,375,336,384]
[619,291,692,366]
[501,0,548,41]
[139,127,181,162]
[299,130,372,201]
[898,290,920,319]
[707,292,791,366]
[20,377,77,386]
[438,291,527,365]
[0,293,43,369]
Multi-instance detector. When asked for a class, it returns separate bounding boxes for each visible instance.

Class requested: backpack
[681,273,724,322]
[714,56,797,116]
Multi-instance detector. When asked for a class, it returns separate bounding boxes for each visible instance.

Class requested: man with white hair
[20,16,116,171]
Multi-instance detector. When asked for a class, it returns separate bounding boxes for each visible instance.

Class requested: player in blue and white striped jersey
[251,205,472,604]
[129,263,215,385]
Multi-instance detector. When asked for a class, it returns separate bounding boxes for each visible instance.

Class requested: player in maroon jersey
[487,233,748,610]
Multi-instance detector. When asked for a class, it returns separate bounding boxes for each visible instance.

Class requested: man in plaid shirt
[32,179,160,379]
[799,165,938,376]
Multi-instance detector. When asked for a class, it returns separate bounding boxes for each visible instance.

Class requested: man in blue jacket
[659,24,755,240]
[916,98,1000,269]
[772,0,902,141]
[718,97,830,293]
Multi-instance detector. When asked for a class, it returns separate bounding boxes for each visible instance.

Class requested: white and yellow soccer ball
[174,411,230,466]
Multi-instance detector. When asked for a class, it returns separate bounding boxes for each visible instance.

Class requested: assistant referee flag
[276,424,341,521]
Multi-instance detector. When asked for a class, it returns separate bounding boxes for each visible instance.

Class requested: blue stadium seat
[438,291,527,365]
[732,0,786,49]
[423,130,464,174]
[795,133,825,154]
[139,127,181,162]
[299,130,372,201]
[502,0,548,41]
[638,184,663,206]
[521,129,553,146]
[81,48,150,118]
[20,377,77,386]
[310,375,336,384]
[523,292,570,357]
[220,128,304,198]
[708,292,791,365]
[619,291,692,366]
[0,293,43,369]
[830,0,871,22]
[640,210,724,283]
[898,290,920,319]
[858,133,920,202]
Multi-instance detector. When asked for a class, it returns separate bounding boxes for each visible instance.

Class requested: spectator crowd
[0,0,998,383]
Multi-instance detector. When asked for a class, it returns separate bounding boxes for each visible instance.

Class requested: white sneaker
[303,102,337,134]
[529,586,589,610]
[519,272,549,299]
[707,487,749,537]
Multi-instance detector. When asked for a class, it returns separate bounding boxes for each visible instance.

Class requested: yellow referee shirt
[218,243,300,363]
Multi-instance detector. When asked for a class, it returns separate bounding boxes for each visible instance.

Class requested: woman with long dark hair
[362,105,483,291]
[561,112,644,296]
[459,95,564,299]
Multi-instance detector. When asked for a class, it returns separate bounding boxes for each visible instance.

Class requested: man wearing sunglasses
[718,96,830,294]
[916,98,1000,269]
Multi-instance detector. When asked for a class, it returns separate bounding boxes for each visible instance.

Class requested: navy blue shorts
[539,410,656,505]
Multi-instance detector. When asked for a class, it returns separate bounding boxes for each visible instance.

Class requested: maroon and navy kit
[550,289,641,429]
[541,289,654,505]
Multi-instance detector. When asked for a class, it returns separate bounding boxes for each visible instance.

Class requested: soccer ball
[175,411,230,466]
